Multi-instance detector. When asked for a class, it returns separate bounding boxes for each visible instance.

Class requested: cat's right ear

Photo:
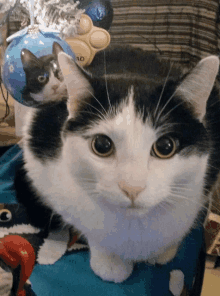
[176,55,219,121]
[52,42,64,56]
[57,52,93,116]
[20,49,40,70]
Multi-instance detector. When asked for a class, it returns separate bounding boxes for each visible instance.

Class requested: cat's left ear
[52,42,64,56]
[177,55,219,121]
[57,52,92,116]
[21,49,40,69]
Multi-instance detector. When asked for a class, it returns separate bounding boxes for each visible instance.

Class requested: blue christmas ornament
[2,26,75,107]
[79,0,113,30]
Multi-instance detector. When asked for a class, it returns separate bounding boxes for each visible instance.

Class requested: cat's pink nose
[118,181,145,202]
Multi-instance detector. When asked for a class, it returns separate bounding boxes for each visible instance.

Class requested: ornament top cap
[27,24,40,35]
[6,25,60,43]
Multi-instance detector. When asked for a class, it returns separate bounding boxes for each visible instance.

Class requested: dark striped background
[109,0,220,65]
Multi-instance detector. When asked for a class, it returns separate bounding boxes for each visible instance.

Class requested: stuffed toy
[0,203,88,296]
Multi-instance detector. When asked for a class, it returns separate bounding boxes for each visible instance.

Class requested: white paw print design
[169,269,187,296]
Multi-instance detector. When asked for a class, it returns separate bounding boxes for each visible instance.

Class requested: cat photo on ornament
[15,44,220,283]
[21,42,67,105]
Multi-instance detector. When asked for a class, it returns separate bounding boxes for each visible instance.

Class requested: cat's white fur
[30,70,67,102]
[23,87,208,282]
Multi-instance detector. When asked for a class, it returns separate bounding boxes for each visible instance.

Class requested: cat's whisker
[81,101,109,122]
[157,125,189,137]
[210,202,220,214]
[47,212,55,232]
[75,110,105,122]
[78,178,97,184]
[69,84,108,119]
[72,93,109,121]
[168,196,211,213]
[169,186,194,193]
[172,188,210,199]
[84,86,109,117]
[87,107,109,122]
[103,50,113,115]
[157,101,185,124]
[157,200,174,212]
[155,92,175,124]
[170,184,194,190]
[169,193,205,204]
[170,188,205,199]
[211,188,220,206]
[154,62,173,122]
[168,192,216,214]
[155,83,183,124]
[207,163,220,171]
[157,122,183,129]
[206,98,220,108]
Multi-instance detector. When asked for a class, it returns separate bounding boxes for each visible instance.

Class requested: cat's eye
[38,73,48,83]
[152,136,177,159]
[0,209,12,222]
[91,134,114,157]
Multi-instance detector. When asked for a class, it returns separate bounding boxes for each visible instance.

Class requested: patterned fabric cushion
[109,0,220,65]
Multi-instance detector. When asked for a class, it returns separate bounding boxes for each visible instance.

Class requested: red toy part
[68,234,78,249]
[0,235,36,296]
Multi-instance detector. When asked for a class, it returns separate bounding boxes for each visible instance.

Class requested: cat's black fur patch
[14,163,64,230]
[204,86,220,192]
[87,46,182,79]
[27,100,68,161]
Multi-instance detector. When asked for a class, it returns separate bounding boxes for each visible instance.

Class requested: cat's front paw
[155,244,179,265]
[90,247,133,283]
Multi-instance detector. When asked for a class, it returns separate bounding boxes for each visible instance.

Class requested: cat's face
[54,51,219,219]
[63,90,208,218]
[21,43,67,102]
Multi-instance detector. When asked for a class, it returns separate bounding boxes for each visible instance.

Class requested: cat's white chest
[64,199,198,261]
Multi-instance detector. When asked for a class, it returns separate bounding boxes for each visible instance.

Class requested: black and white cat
[15,46,220,283]
[21,42,67,105]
